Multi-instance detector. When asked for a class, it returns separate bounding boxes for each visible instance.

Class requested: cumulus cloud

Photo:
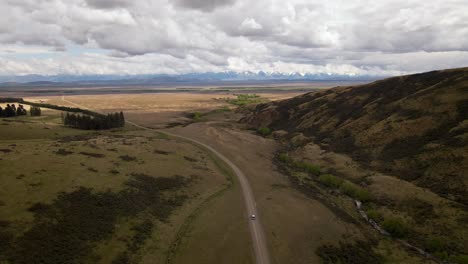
[0,0,467,76]
[174,0,236,12]
[85,0,132,9]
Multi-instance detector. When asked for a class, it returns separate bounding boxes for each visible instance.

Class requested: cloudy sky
[0,0,467,76]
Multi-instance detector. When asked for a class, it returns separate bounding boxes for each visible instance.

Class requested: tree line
[0,97,125,130]
[63,112,125,130]
[0,104,30,117]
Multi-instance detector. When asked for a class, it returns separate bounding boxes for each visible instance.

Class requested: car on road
[250,214,256,220]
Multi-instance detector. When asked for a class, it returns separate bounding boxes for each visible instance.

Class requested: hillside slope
[243,67,468,204]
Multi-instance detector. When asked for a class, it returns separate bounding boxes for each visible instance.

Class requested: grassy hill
[243,67,468,204]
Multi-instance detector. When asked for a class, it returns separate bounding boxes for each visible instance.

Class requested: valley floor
[1,90,466,264]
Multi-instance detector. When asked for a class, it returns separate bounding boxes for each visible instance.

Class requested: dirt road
[61,96,271,264]
[130,120,271,264]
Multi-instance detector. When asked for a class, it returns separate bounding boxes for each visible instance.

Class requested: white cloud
[0,0,467,76]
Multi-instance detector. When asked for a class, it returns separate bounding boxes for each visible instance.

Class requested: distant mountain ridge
[0,71,380,86]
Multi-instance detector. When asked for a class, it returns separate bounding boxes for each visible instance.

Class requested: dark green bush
[316,240,383,264]
[257,127,272,136]
[189,112,203,121]
[381,218,408,238]
[119,155,136,161]
[366,209,383,222]
[319,174,343,188]
[339,182,371,202]
[451,255,468,264]
[278,152,291,163]
[424,236,445,253]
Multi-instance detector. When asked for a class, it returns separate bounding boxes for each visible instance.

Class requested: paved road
[61,96,271,264]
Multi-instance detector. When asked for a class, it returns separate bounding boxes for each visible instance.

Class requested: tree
[17,104,27,116]
[30,106,42,116]
[4,104,15,117]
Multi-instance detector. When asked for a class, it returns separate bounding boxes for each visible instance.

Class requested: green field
[0,106,248,264]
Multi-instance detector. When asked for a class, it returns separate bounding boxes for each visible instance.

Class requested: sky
[0,0,467,76]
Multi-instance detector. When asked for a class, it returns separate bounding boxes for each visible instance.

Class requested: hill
[243,67,468,204]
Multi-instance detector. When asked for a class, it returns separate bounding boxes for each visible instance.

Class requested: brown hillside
[243,67,468,204]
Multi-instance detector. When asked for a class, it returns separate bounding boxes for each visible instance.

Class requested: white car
[250,214,256,220]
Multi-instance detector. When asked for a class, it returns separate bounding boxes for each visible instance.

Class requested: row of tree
[63,112,125,130]
[0,104,30,117]
[0,97,125,130]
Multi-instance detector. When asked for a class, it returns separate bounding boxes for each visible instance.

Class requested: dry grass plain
[25,92,303,128]
[0,103,248,264]
[11,91,385,263]
[3,88,444,263]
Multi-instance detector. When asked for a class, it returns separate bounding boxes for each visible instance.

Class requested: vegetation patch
[188,112,203,121]
[183,156,197,162]
[63,112,125,130]
[154,149,171,155]
[365,209,383,222]
[278,153,321,175]
[227,94,265,106]
[55,149,74,156]
[339,182,371,202]
[5,174,190,264]
[318,174,344,188]
[257,127,272,137]
[119,155,137,161]
[127,220,154,253]
[316,240,384,264]
[79,151,105,158]
[381,218,409,238]
[317,173,370,201]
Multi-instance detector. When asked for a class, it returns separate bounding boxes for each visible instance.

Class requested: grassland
[0,105,245,264]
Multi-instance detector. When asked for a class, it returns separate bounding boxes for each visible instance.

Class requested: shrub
[55,149,73,156]
[319,174,343,188]
[119,155,137,161]
[278,153,321,175]
[366,209,383,222]
[451,255,468,264]
[257,127,272,136]
[190,112,202,121]
[381,218,408,238]
[339,182,371,202]
[292,160,321,175]
[316,240,384,264]
[424,236,445,253]
[278,152,291,163]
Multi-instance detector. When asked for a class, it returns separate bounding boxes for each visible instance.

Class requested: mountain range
[0,71,380,87]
